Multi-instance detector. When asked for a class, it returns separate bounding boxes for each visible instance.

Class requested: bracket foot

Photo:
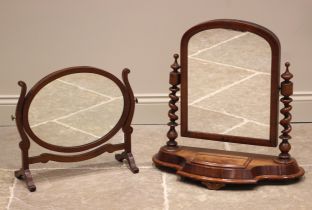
[202,182,225,190]
[115,152,139,173]
[15,169,36,192]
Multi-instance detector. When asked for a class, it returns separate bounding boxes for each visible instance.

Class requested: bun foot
[202,182,225,190]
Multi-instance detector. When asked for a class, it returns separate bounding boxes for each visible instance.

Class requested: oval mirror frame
[22,66,131,153]
[180,19,280,147]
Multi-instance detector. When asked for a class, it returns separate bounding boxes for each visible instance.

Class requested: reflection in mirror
[28,73,123,146]
[188,29,271,139]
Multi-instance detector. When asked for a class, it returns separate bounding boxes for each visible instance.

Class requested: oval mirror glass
[28,73,124,146]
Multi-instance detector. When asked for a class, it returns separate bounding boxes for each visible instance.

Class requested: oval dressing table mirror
[153,19,304,189]
[14,66,138,192]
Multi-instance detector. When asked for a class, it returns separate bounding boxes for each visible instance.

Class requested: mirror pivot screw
[11,115,16,121]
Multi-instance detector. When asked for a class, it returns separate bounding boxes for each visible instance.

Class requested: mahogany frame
[180,19,280,147]
[14,66,139,192]
[153,19,304,190]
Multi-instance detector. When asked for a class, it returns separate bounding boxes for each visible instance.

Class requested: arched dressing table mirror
[14,66,139,192]
[153,19,304,189]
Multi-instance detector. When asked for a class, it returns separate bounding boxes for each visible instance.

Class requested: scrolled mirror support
[114,68,139,173]
[14,81,36,192]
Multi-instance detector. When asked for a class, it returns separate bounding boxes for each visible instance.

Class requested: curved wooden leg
[202,182,225,190]
[115,152,139,173]
[15,169,36,192]
[125,152,139,173]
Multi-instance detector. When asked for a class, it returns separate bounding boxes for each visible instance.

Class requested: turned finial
[171,54,180,71]
[281,62,293,81]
